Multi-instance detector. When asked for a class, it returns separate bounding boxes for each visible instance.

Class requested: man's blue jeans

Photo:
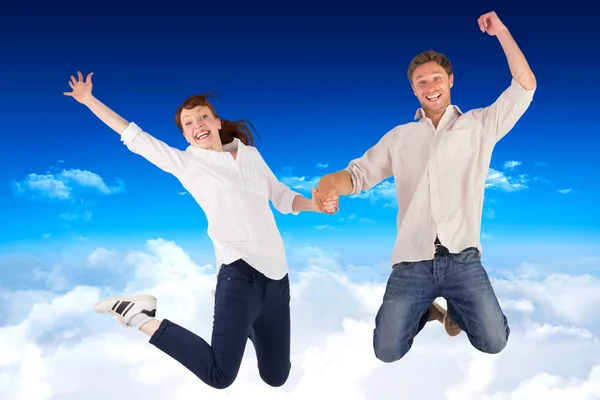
[373,246,509,362]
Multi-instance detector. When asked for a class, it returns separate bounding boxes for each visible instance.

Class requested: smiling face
[411,61,454,120]
[179,106,223,150]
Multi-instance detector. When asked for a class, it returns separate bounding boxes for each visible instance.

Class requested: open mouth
[425,93,441,101]
[195,130,210,140]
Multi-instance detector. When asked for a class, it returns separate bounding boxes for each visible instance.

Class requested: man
[315,11,536,363]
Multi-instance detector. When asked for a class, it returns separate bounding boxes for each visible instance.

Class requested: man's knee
[373,330,410,363]
[474,325,509,354]
[374,344,408,363]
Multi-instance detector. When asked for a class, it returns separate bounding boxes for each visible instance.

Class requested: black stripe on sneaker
[122,302,135,317]
[112,301,120,311]
[115,301,131,315]
[141,309,156,318]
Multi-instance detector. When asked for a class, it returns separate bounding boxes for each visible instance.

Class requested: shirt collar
[414,104,463,120]
[185,138,243,157]
[223,138,241,152]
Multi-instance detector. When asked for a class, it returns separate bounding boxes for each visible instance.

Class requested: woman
[64,71,338,389]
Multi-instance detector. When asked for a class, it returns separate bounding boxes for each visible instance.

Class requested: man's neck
[425,111,445,129]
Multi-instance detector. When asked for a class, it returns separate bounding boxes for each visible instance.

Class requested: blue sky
[1,2,598,272]
[2,2,600,400]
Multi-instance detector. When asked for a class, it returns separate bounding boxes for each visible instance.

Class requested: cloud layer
[0,239,599,399]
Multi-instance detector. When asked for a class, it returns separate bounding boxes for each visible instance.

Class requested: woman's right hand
[63,71,94,104]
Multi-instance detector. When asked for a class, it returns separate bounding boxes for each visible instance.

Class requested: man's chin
[423,103,448,115]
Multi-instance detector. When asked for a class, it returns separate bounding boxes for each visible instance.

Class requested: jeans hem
[149,318,171,345]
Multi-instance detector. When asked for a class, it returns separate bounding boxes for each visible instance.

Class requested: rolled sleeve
[120,122,143,143]
[506,78,536,104]
[271,183,300,215]
[344,129,395,195]
[119,122,189,178]
[250,147,300,215]
[470,79,536,142]
[344,164,365,196]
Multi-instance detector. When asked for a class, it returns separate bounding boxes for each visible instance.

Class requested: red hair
[175,92,258,146]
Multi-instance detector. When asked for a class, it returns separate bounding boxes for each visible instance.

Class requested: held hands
[311,188,338,214]
[314,175,339,215]
[63,71,94,105]
[478,11,506,36]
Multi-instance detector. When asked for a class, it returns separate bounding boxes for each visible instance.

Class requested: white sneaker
[94,294,157,329]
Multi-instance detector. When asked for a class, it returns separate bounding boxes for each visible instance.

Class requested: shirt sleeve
[468,79,536,142]
[250,147,300,215]
[344,128,396,195]
[120,122,189,177]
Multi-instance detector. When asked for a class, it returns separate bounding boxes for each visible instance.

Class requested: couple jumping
[64,11,535,390]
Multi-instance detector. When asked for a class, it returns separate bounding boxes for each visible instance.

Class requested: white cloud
[493,273,600,326]
[283,161,526,206]
[285,166,525,209]
[281,174,396,207]
[503,161,522,170]
[486,168,528,191]
[481,367,600,400]
[86,247,121,266]
[1,241,599,399]
[13,168,124,200]
[177,192,188,196]
[315,163,329,169]
[445,351,499,400]
[533,176,551,184]
[524,323,597,342]
[285,167,522,209]
[314,225,341,231]
[13,173,72,200]
[339,214,375,224]
[499,258,600,281]
[558,189,573,194]
[58,169,124,196]
[499,298,534,314]
[281,176,320,193]
[59,211,92,221]
[352,179,397,206]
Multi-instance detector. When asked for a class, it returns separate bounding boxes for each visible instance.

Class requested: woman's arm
[292,189,338,213]
[249,147,337,214]
[64,71,188,177]
[64,72,129,134]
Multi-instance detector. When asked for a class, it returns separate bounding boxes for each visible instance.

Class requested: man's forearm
[496,27,537,90]
[329,170,354,195]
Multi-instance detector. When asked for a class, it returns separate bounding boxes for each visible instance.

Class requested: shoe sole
[445,322,462,337]
[94,294,157,313]
[432,301,462,337]
[431,302,446,323]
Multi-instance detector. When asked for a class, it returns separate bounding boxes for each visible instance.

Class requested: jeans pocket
[453,247,481,263]
[392,261,414,270]
[218,262,256,284]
